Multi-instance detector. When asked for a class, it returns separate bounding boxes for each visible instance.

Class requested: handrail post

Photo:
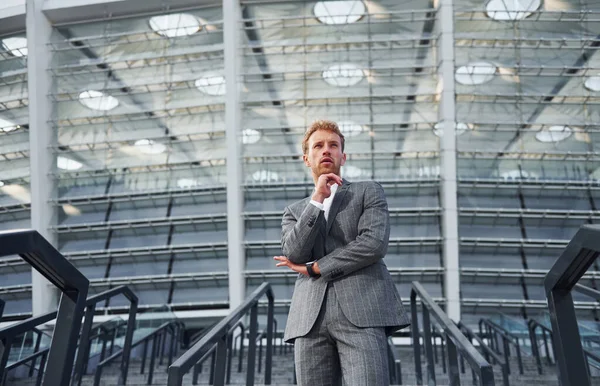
[213,335,228,386]
[238,325,245,373]
[446,333,460,386]
[515,339,523,375]
[73,304,96,386]
[147,335,159,385]
[266,290,274,385]
[547,286,590,386]
[36,351,47,386]
[0,336,15,381]
[246,303,259,386]
[140,339,148,374]
[30,329,43,377]
[226,333,234,384]
[528,321,543,375]
[422,306,436,385]
[119,295,138,385]
[410,289,423,385]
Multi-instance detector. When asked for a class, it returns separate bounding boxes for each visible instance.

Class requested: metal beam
[224,0,245,309]
[438,0,461,321]
[27,0,59,316]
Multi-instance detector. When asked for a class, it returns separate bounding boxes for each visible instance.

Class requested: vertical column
[438,0,461,321]
[27,0,59,315]
[224,0,245,309]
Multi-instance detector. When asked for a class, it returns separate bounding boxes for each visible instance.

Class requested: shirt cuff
[310,200,324,210]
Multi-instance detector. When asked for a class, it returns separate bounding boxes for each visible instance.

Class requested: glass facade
[0,32,30,316]
[0,0,598,326]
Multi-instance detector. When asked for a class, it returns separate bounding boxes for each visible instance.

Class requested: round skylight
[177,178,199,189]
[134,139,167,154]
[252,170,279,182]
[195,74,226,96]
[455,62,496,85]
[0,117,18,133]
[433,122,471,137]
[149,14,202,38]
[79,90,119,111]
[485,0,541,20]
[242,129,261,144]
[57,156,83,171]
[323,63,364,87]
[2,37,28,57]
[584,76,600,92]
[313,1,366,25]
[338,121,364,137]
[535,126,572,143]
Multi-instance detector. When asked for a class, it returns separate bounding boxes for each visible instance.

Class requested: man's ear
[303,154,310,167]
[341,153,346,166]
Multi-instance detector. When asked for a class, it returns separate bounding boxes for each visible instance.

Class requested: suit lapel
[326,180,350,234]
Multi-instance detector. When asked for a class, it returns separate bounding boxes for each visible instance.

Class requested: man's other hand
[274,255,320,276]
[312,173,342,203]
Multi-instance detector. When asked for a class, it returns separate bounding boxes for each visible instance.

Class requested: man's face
[303,129,346,178]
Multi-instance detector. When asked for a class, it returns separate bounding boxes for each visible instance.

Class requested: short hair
[301,120,345,154]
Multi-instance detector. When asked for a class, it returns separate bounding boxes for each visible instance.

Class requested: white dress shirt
[309,183,338,221]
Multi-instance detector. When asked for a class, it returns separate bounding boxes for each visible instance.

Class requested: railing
[168,282,274,386]
[3,346,49,386]
[0,298,4,319]
[0,229,89,386]
[527,318,555,374]
[72,285,138,386]
[94,320,181,386]
[543,224,600,386]
[410,281,495,386]
[459,322,509,386]
[478,319,524,375]
[387,338,402,385]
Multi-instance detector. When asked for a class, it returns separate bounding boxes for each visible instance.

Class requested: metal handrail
[2,347,49,386]
[0,229,89,386]
[387,338,402,385]
[528,318,555,374]
[575,283,600,301]
[410,281,495,386]
[543,224,600,386]
[478,319,524,375]
[72,285,138,386]
[458,322,509,386]
[0,299,4,320]
[94,320,181,386]
[168,282,274,386]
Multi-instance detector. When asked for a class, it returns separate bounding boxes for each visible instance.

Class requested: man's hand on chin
[273,256,320,276]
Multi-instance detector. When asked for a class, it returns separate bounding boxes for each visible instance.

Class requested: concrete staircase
[6,342,600,385]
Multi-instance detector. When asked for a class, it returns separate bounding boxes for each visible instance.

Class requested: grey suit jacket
[281,179,410,342]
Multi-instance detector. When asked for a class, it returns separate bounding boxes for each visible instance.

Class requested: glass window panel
[460,249,524,269]
[110,227,170,249]
[109,199,169,221]
[59,231,108,252]
[171,194,227,217]
[109,258,169,278]
[70,260,107,280]
[58,203,108,225]
[170,223,227,245]
[171,252,228,274]
[0,265,31,286]
[461,283,524,300]
[172,281,228,304]
[3,295,32,316]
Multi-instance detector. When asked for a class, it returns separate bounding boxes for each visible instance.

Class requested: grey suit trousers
[294,282,389,386]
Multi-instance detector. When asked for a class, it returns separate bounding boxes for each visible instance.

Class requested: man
[274,120,410,386]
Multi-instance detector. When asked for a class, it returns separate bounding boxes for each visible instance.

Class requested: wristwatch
[306,261,320,278]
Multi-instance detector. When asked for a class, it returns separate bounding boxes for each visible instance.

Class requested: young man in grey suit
[274,120,410,385]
